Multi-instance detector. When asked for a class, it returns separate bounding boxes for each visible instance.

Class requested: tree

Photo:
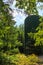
[16,24,24,53]
[25,15,41,54]
[34,19,43,46]
[0,0,23,64]
[34,17,43,54]
[24,15,43,55]
[18,24,24,43]
[0,0,22,54]
[16,0,43,15]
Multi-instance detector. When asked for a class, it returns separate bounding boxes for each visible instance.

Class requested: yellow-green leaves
[16,0,38,14]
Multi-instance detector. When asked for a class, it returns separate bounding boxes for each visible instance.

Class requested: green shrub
[0,52,18,65]
[15,54,40,65]
[0,53,42,65]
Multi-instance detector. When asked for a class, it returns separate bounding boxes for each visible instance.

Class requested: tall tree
[0,0,22,54]
[0,0,23,65]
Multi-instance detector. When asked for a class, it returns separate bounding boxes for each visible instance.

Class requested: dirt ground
[38,56,43,61]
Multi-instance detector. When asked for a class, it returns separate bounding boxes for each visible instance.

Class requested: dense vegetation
[24,15,43,55]
[0,0,43,65]
[0,0,22,64]
[16,0,43,55]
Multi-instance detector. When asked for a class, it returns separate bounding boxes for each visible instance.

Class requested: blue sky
[12,8,27,26]
[37,2,43,16]
[10,0,27,26]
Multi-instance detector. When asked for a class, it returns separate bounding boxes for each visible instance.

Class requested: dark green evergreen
[24,15,42,54]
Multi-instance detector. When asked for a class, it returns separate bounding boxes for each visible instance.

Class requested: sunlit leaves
[16,0,38,14]
[0,0,22,55]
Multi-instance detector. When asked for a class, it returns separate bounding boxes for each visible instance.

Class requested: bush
[15,54,40,65]
[0,53,42,65]
[0,52,18,65]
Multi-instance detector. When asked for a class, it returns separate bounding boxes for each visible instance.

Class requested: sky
[3,0,43,26]
[37,2,43,16]
[11,0,27,26]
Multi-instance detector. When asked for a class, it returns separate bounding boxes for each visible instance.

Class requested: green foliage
[15,54,40,65]
[34,19,43,46]
[16,0,43,15]
[38,0,43,2]
[15,24,24,53]
[0,53,40,65]
[25,15,43,54]
[0,0,22,54]
[16,0,43,54]
[16,0,38,14]
[0,0,43,65]
[0,52,19,65]
[0,0,23,64]
[17,24,24,43]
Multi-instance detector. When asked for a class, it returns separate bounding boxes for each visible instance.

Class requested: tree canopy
[16,0,43,15]
[16,0,43,54]
[0,0,22,54]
